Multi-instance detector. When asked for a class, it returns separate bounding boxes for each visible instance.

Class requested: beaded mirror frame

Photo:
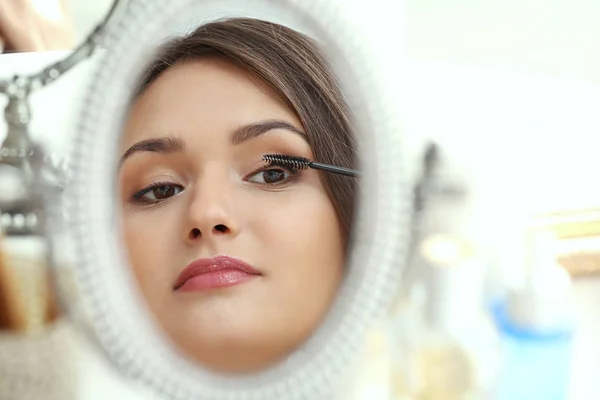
[64,0,412,398]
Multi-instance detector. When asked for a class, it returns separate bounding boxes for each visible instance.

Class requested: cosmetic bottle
[492,230,575,400]
[0,235,53,330]
[392,279,477,400]
[390,235,499,400]
[390,143,498,399]
[0,232,76,400]
[425,235,498,400]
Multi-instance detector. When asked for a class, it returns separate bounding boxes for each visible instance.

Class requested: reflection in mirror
[68,1,408,398]
[117,17,358,373]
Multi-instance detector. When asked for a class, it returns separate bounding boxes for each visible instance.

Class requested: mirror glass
[65,0,408,398]
[117,12,357,374]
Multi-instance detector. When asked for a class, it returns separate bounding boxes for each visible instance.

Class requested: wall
[408,0,600,85]
[69,0,600,83]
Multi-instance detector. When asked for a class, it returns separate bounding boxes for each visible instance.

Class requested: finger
[0,35,4,53]
[0,0,76,52]
[0,0,43,51]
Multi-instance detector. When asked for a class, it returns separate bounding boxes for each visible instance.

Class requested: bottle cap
[1,235,47,259]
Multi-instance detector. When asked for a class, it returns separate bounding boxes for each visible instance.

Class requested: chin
[184,338,292,374]
[176,320,305,371]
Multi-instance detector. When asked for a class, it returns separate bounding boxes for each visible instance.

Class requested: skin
[118,58,345,373]
[0,0,76,53]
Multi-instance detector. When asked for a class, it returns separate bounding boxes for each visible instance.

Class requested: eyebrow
[231,119,307,145]
[119,119,307,166]
[119,136,184,167]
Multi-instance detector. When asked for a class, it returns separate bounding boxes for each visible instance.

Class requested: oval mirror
[62,0,411,398]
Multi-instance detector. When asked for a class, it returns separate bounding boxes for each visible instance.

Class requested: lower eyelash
[130,181,178,203]
[130,165,301,203]
[249,166,302,187]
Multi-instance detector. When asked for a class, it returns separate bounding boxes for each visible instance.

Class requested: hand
[0,0,77,53]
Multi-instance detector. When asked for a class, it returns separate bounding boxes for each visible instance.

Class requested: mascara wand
[262,154,360,177]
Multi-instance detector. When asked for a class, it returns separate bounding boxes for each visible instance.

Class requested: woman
[118,17,357,373]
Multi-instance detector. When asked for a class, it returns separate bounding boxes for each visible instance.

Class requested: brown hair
[135,17,357,239]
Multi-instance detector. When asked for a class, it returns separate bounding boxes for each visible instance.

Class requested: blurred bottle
[0,231,76,400]
[390,142,498,399]
[492,230,575,400]
[394,235,497,400]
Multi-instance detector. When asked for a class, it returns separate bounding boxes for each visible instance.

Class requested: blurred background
[1,0,599,399]
[69,0,600,83]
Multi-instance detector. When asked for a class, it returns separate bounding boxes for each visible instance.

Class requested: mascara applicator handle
[308,162,360,177]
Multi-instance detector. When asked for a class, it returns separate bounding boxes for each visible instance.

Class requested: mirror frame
[64,0,412,398]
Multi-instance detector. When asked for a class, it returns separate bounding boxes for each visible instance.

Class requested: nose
[184,178,239,243]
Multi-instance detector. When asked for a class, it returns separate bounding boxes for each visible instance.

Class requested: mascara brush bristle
[262,154,311,170]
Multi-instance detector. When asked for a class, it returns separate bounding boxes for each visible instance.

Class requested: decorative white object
[60,1,412,399]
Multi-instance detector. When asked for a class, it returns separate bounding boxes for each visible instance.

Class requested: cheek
[250,189,345,278]
[246,189,345,344]
[122,209,179,293]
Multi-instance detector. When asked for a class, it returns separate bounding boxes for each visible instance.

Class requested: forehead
[123,58,301,143]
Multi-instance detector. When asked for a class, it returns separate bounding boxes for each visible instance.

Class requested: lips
[173,255,262,292]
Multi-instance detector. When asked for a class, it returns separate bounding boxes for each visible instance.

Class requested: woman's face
[118,58,345,372]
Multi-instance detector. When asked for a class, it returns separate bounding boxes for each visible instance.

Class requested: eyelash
[245,164,301,185]
[130,181,183,205]
[129,163,301,206]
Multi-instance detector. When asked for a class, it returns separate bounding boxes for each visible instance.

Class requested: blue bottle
[492,232,575,400]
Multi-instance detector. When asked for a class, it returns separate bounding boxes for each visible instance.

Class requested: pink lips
[173,255,262,292]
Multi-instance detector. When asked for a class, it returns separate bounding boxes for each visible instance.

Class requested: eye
[132,183,183,204]
[247,168,292,185]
